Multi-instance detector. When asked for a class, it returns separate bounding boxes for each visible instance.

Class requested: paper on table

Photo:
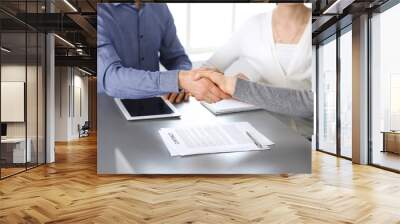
[159,122,274,156]
[201,99,260,115]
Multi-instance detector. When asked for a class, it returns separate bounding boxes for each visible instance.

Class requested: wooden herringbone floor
[1,134,400,224]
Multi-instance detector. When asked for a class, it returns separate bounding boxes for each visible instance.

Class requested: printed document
[159,122,274,156]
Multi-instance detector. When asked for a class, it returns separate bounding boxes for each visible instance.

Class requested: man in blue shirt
[97,3,229,103]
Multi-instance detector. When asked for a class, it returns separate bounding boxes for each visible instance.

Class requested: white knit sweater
[204,11,312,91]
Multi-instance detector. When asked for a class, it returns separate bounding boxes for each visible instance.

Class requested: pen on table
[246,131,263,149]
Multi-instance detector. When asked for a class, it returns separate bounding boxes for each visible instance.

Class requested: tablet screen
[120,97,174,117]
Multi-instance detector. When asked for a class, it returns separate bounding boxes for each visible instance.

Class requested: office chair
[79,121,90,138]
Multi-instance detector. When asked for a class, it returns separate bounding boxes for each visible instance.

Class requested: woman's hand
[194,69,249,96]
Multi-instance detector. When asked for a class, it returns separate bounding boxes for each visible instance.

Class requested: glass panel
[26,0,39,169]
[0,0,46,178]
[390,75,400,130]
[318,38,337,154]
[1,30,28,177]
[38,32,45,165]
[371,4,400,171]
[340,30,352,158]
[27,31,38,169]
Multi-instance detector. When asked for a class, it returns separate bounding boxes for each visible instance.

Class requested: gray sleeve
[233,79,314,119]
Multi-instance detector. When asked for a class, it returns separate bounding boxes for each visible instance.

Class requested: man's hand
[178,70,231,103]
[164,91,190,104]
[193,70,248,95]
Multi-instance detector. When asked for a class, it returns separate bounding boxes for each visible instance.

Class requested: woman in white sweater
[200,3,313,120]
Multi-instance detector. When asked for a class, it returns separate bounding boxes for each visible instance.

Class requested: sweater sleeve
[233,79,314,120]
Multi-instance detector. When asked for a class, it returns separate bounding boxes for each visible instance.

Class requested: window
[390,74,400,130]
[340,29,352,158]
[371,3,400,171]
[166,4,188,47]
[318,37,337,154]
[190,3,233,50]
[316,27,353,159]
[168,3,275,61]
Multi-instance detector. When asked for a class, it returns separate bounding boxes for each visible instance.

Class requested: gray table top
[97,93,311,174]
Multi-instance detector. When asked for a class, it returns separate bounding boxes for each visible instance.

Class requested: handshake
[165,68,240,104]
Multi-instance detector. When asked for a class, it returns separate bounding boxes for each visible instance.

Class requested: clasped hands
[165,68,242,104]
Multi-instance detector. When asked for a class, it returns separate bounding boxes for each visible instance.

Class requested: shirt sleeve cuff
[159,70,180,93]
[233,78,250,99]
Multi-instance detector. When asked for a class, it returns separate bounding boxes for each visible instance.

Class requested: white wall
[1,65,38,138]
[55,66,69,141]
[55,67,89,141]
[71,74,89,138]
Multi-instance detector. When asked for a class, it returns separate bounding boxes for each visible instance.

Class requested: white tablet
[114,97,180,121]
[201,99,260,115]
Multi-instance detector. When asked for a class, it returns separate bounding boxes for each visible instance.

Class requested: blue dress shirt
[97,3,192,99]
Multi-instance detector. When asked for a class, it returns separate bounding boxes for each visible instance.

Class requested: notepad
[201,99,260,115]
[159,122,274,156]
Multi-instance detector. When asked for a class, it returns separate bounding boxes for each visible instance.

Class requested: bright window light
[168,3,276,58]
[78,67,92,76]
[167,3,188,47]
[63,0,78,12]
[1,47,11,53]
[190,3,233,50]
[54,34,75,48]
